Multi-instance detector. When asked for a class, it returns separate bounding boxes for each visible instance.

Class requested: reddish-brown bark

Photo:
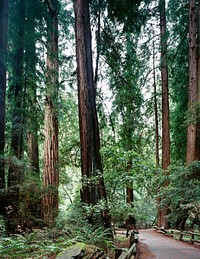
[152,30,159,168]
[152,29,161,227]
[160,0,170,229]
[195,0,200,160]
[74,0,110,228]
[160,0,170,172]
[41,0,59,226]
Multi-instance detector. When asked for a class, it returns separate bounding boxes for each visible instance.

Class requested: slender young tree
[0,0,9,217]
[101,27,143,206]
[41,0,59,226]
[100,1,147,207]
[124,32,136,206]
[74,0,111,228]
[152,29,160,168]
[160,0,170,228]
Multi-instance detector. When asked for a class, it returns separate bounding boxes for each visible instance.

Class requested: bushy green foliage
[18,174,42,222]
[0,219,111,258]
[158,162,200,228]
[56,198,113,249]
[168,0,188,163]
[133,193,157,226]
[101,145,157,227]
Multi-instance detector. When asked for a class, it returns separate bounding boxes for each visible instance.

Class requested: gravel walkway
[136,229,200,259]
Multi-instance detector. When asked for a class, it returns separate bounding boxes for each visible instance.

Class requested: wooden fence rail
[115,231,139,259]
[155,227,200,244]
[118,243,136,259]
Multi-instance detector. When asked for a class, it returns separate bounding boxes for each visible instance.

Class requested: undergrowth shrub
[56,197,113,247]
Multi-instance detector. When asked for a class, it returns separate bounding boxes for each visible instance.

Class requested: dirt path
[136,229,200,259]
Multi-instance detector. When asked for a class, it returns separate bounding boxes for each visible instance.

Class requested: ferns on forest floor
[0,223,113,258]
[0,232,63,258]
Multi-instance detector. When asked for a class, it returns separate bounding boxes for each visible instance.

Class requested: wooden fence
[155,227,200,244]
[115,230,139,259]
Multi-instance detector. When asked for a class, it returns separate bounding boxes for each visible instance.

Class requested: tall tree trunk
[0,0,9,217]
[153,29,161,227]
[187,0,197,164]
[74,0,111,229]
[160,0,170,228]
[153,31,160,168]
[41,0,59,226]
[196,0,200,160]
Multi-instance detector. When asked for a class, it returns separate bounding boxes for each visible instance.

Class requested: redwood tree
[196,0,200,160]
[74,0,110,228]
[160,0,170,228]
[41,0,59,226]
[0,0,9,217]
[152,27,161,227]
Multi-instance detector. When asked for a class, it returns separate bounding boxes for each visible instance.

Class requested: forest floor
[136,229,200,259]
[1,228,200,258]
